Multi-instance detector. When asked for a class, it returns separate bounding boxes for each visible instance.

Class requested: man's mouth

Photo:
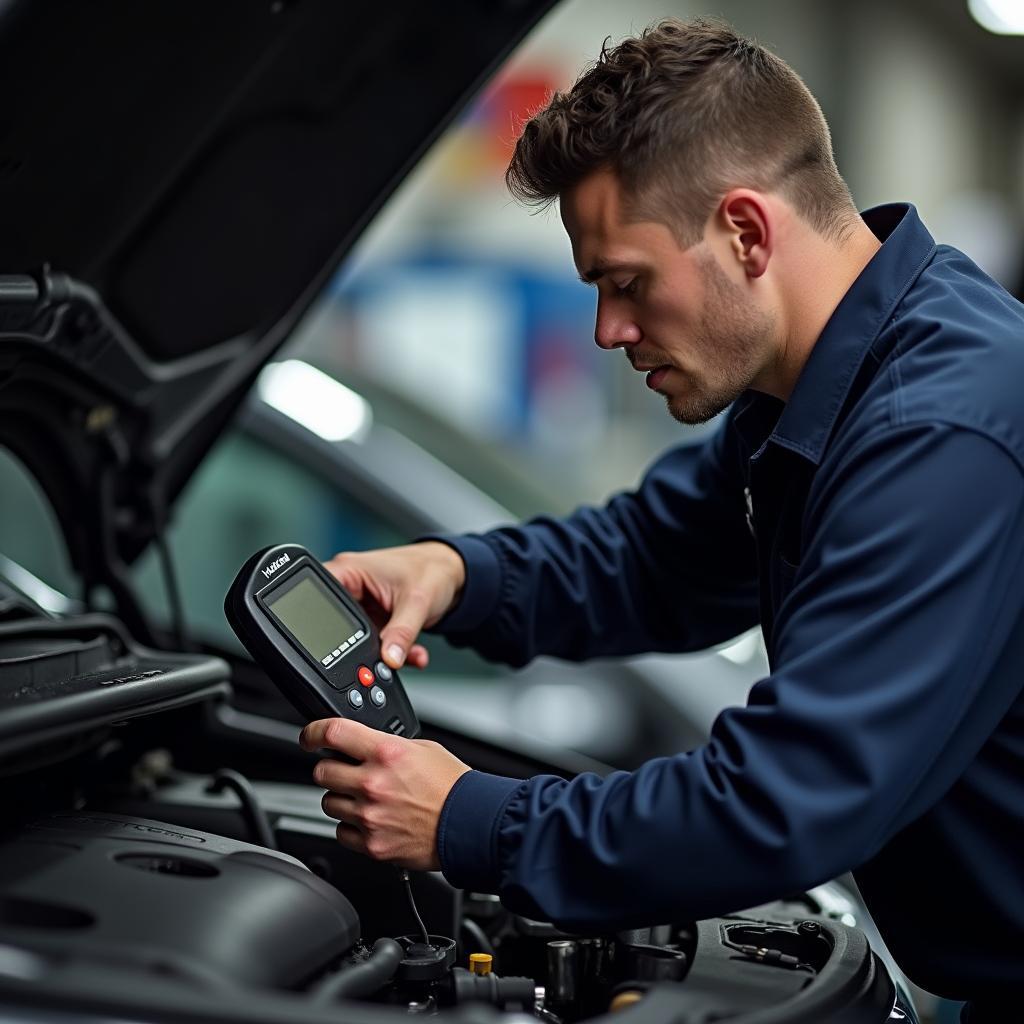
[629,354,674,391]
[644,366,671,391]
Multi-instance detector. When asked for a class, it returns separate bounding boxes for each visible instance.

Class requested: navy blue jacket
[430,205,1024,1002]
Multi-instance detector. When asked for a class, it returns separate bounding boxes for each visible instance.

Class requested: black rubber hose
[311,938,405,1004]
[460,917,496,958]
[452,968,536,1009]
[206,769,276,850]
[154,526,187,651]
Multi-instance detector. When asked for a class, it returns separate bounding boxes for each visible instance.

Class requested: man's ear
[717,190,772,279]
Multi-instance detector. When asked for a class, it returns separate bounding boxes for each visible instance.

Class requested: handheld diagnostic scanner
[225,543,419,738]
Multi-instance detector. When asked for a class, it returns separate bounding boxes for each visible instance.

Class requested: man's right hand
[323,542,466,670]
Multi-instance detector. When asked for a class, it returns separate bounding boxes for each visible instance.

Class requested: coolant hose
[207,769,276,850]
[312,937,405,1003]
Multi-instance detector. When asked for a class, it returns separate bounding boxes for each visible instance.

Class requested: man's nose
[594,299,641,350]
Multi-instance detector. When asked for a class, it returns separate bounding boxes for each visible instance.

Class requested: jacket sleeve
[426,414,759,667]
[435,424,1024,930]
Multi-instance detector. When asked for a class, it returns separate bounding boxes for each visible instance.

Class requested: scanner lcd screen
[265,568,361,662]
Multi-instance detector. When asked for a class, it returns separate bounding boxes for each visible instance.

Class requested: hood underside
[0,0,551,611]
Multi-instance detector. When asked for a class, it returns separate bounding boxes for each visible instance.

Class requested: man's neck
[771,218,882,401]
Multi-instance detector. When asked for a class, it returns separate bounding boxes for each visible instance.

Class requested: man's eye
[615,279,639,296]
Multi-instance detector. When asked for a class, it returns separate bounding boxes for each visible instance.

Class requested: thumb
[379,589,433,668]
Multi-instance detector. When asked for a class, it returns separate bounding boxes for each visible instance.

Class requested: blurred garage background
[292,0,1024,508]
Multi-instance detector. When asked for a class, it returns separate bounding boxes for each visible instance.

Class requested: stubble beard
[665,254,776,426]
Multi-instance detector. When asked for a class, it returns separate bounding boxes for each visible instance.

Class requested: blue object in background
[334,251,603,445]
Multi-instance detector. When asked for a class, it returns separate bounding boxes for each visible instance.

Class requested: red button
[357,665,374,687]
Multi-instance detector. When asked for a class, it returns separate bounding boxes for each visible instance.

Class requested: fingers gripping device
[226,543,420,737]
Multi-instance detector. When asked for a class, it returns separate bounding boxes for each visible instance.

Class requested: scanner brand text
[262,553,291,579]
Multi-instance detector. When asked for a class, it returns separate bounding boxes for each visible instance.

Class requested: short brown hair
[506,18,856,245]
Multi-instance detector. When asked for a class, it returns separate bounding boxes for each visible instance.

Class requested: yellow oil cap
[468,953,493,975]
[610,991,644,1012]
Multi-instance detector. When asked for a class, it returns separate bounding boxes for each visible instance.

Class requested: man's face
[561,168,777,425]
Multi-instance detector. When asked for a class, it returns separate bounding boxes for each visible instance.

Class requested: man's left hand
[300,718,471,870]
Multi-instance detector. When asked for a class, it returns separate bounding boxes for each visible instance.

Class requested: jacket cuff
[437,770,525,893]
[419,535,503,635]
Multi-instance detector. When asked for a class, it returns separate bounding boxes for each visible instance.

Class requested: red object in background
[477,70,561,164]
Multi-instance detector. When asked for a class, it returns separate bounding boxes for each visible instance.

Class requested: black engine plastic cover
[0,812,360,991]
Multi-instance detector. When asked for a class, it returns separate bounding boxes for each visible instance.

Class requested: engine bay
[0,597,904,1024]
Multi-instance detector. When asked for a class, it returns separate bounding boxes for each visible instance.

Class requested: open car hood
[0,0,550,624]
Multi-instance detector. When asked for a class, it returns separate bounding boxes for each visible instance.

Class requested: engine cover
[0,812,360,990]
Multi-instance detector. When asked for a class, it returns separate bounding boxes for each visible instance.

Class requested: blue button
[370,685,386,708]
[375,661,393,682]
[347,688,364,710]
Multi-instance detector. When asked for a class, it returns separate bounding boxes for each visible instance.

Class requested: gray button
[370,685,386,708]
[347,688,364,710]
[375,661,393,682]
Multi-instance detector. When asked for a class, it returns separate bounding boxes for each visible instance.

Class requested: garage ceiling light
[968,0,1024,34]
[257,360,372,443]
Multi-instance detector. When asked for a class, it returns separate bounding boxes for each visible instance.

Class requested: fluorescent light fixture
[257,360,372,443]
[968,0,1024,34]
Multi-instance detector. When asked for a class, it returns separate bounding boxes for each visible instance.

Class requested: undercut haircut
[506,18,857,246]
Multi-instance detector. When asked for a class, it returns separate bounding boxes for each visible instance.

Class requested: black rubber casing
[225,543,419,738]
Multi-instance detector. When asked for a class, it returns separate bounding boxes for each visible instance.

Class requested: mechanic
[300,19,1024,1017]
